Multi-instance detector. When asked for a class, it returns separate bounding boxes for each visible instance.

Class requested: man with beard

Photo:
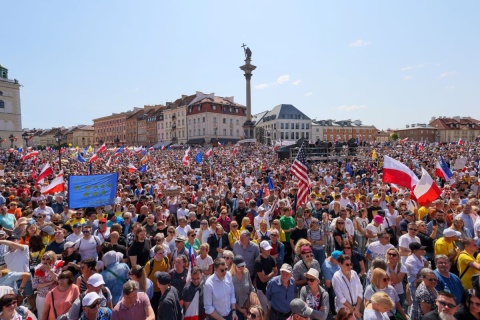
[426,210,447,240]
[292,245,321,289]
[421,291,458,320]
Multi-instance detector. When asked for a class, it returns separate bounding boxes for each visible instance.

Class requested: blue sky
[2,1,479,131]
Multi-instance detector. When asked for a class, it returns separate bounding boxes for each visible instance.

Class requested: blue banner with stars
[68,173,118,208]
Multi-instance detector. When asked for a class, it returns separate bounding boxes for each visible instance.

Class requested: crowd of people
[0,140,479,320]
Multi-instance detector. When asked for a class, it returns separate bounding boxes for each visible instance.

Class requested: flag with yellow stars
[68,173,118,208]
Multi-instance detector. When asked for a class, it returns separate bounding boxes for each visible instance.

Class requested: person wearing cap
[111,280,155,320]
[33,197,55,222]
[230,255,258,318]
[405,242,429,316]
[299,268,329,320]
[233,230,260,278]
[398,210,415,235]
[266,263,296,320]
[287,298,314,320]
[204,257,238,320]
[80,291,112,320]
[61,241,82,276]
[293,245,321,290]
[94,217,111,244]
[321,250,342,312]
[254,240,278,311]
[68,273,114,319]
[434,229,461,262]
[66,222,84,243]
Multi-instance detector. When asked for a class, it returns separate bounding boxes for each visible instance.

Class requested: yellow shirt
[145,257,170,292]
[228,230,240,246]
[458,251,480,289]
[418,206,429,221]
[66,218,86,226]
[434,237,455,257]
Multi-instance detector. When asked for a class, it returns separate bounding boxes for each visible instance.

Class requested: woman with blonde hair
[32,250,60,318]
[129,264,154,299]
[270,219,286,242]
[247,305,266,320]
[195,243,213,276]
[385,247,407,306]
[450,216,472,249]
[228,220,241,247]
[198,219,212,244]
[364,268,407,320]
[240,216,251,231]
[363,292,395,320]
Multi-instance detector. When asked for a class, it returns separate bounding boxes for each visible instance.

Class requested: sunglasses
[337,222,345,225]
[168,231,175,234]
[219,268,227,273]
[408,228,418,231]
[306,278,317,282]
[344,263,352,267]
[231,225,238,228]
[99,222,106,224]
[426,278,438,282]
[388,253,398,257]
[4,301,17,308]
[438,300,456,309]
[248,312,259,319]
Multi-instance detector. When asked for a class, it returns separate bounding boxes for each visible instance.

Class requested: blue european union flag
[138,164,147,173]
[195,152,203,164]
[268,175,275,190]
[68,173,118,208]
[77,153,86,163]
[346,162,353,176]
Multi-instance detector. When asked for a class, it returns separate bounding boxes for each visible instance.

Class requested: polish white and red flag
[36,163,53,184]
[134,146,143,154]
[413,168,441,206]
[205,148,213,157]
[458,138,464,145]
[232,147,238,157]
[184,291,199,320]
[105,157,112,167]
[97,143,107,153]
[89,153,99,163]
[400,137,409,143]
[127,163,137,173]
[182,148,191,166]
[41,171,65,195]
[382,155,419,189]
[22,151,39,161]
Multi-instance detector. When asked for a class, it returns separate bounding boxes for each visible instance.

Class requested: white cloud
[276,75,290,84]
[350,39,370,47]
[337,105,367,111]
[304,92,313,96]
[400,63,431,72]
[292,79,301,86]
[404,75,413,80]
[438,71,458,79]
[255,83,271,89]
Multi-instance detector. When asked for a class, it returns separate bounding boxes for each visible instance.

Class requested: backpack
[147,257,169,277]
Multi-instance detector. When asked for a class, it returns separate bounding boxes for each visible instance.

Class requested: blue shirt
[321,259,340,281]
[0,213,16,230]
[266,275,295,313]
[101,262,130,306]
[434,270,464,304]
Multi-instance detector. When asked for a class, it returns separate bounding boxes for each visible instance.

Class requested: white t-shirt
[386,263,407,294]
[4,246,29,272]
[366,241,394,261]
[33,206,55,222]
[398,234,420,264]
[176,225,192,238]
[195,254,214,272]
[254,214,270,230]
[66,232,83,243]
[365,223,384,242]
[75,236,101,260]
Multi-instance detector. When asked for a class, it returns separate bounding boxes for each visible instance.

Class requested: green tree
[390,133,399,141]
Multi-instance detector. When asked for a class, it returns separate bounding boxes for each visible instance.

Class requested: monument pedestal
[242,120,256,139]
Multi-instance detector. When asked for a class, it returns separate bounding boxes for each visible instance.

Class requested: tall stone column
[240,48,256,139]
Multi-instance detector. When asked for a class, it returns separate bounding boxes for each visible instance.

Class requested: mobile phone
[432,219,437,226]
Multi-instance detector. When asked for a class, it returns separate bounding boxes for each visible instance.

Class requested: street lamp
[8,134,15,148]
[22,132,30,147]
[54,129,64,169]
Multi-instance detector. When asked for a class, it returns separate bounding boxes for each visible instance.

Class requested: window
[236,129,239,136]
[301,123,305,130]
[281,123,284,129]
[223,118,226,124]
[0,100,4,108]
[306,124,309,129]
[212,105,217,111]
[193,119,196,124]
[0,91,3,95]
[296,132,299,139]
[213,117,217,123]
[296,123,299,130]
[281,132,284,139]
[198,129,200,135]
[285,123,289,129]
[230,119,233,124]
[203,128,206,135]
[301,132,305,138]
[223,129,227,135]
[235,108,238,113]
[290,132,294,139]
[197,105,201,111]
[236,119,239,125]
[230,129,233,136]
[182,120,184,125]
[203,117,205,123]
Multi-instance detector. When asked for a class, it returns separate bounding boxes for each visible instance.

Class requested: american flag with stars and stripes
[291,142,309,206]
